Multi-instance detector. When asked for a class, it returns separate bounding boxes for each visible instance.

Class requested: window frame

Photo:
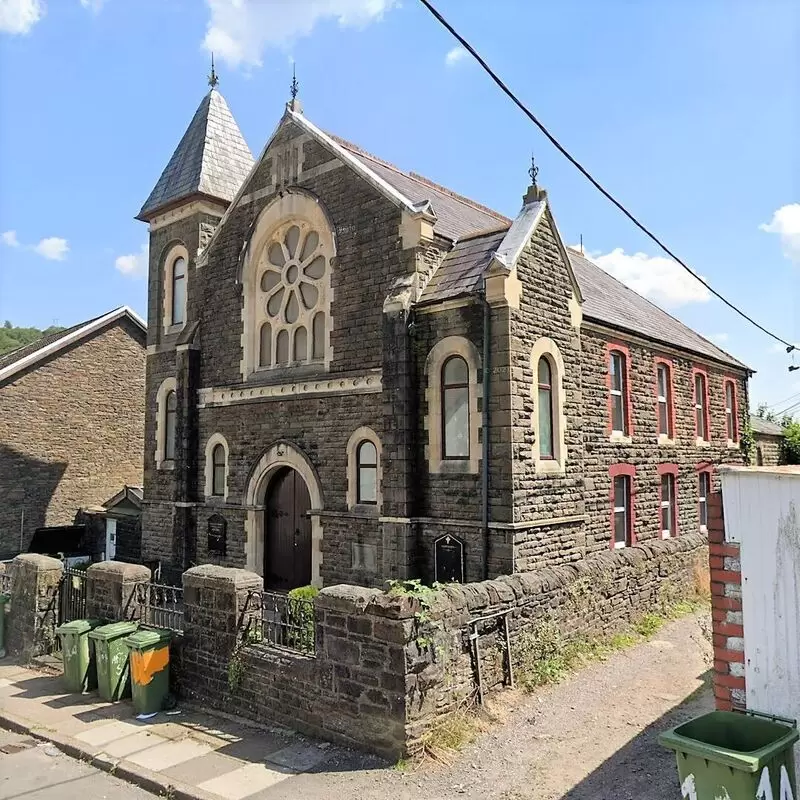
[171,255,187,326]
[530,338,567,475]
[164,390,177,461]
[609,464,636,549]
[441,355,471,461]
[537,356,555,460]
[692,367,710,444]
[346,427,382,511]
[204,433,230,501]
[658,464,679,539]
[724,378,739,444]
[654,357,676,443]
[356,439,378,505]
[154,377,177,470]
[211,444,226,497]
[697,464,712,533]
[161,244,190,335]
[606,343,633,440]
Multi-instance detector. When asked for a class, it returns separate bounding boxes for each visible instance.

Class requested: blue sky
[0,0,798,409]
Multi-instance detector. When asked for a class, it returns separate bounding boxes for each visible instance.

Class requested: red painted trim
[723,377,739,442]
[691,366,711,441]
[653,357,676,439]
[609,463,636,548]
[606,342,633,436]
[657,463,679,538]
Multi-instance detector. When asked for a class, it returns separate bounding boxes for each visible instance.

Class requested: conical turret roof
[137,88,254,221]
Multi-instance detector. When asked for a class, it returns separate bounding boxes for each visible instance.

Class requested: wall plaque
[207,514,227,555]
[434,534,464,584]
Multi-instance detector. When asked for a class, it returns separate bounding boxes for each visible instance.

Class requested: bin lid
[124,628,172,650]
[55,619,103,635]
[88,621,139,641]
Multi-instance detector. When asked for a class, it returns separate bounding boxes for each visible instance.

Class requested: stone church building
[137,82,750,589]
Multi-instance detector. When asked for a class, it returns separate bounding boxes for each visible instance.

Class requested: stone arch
[243,440,324,586]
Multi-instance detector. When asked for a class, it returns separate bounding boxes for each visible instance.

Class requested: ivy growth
[739,420,755,465]
[227,627,262,693]
[386,579,441,649]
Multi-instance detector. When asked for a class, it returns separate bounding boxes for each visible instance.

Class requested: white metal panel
[721,468,800,763]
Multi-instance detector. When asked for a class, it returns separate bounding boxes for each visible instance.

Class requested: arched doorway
[264,467,312,590]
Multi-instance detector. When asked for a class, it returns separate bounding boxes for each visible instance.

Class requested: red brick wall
[708,491,746,710]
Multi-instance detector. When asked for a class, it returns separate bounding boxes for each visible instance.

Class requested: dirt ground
[265,612,713,800]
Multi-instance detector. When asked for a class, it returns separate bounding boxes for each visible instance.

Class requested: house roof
[420,228,509,304]
[750,415,784,436]
[137,89,254,221]
[103,485,144,510]
[0,306,146,384]
[567,249,748,370]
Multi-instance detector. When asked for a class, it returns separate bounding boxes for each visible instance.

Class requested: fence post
[6,554,63,661]
[86,561,151,622]
[181,566,263,703]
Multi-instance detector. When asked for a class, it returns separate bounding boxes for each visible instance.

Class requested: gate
[58,566,88,624]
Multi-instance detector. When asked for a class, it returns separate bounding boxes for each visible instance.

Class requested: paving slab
[100,730,169,758]
[198,762,292,799]
[125,736,216,771]
[75,719,145,747]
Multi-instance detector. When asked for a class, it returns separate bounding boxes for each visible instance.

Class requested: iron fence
[59,566,88,623]
[133,582,184,633]
[246,590,316,656]
[0,570,12,595]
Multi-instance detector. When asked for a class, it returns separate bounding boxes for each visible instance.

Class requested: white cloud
[33,236,68,261]
[79,0,106,11]
[574,246,710,307]
[0,0,44,35]
[1,230,19,247]
[445,46,467,67]
[203,0,398,68]
[760,204,800,264]
[115,242,148,278]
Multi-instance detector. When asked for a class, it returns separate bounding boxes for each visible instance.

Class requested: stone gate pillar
[85,561,151,622]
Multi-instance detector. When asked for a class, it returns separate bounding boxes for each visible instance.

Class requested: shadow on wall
[0,443,68,559]
[561,671,713,800]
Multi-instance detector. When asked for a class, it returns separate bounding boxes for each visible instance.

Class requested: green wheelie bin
[659,710,799,799]
[125,628,172,715]
[0,594,9,658]
[55,619,102,693]
[88,621,138,702]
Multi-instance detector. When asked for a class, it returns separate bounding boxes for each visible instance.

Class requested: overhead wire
[416,0,795,352]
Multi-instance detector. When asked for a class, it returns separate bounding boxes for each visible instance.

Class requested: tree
[756,403,778,423]
[780,421,800,464]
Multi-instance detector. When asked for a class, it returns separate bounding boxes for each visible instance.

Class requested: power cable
[417,0,795,351]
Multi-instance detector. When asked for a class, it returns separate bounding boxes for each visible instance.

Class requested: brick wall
[708,491,746,710]
[0,320,145,557]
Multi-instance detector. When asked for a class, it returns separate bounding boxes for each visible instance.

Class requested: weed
[633,613,665,637]
[394,757,411,772]
[414,707,480,765]
[386,579,440,649]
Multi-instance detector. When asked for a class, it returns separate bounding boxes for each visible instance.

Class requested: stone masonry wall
[753,432,781,467]
[707,491,746,710]
[0,320,145,557]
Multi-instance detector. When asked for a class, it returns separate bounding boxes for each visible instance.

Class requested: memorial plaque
[434,534,464,584]
[207,514,227,555]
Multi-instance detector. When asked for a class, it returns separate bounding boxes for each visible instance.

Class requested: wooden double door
[265,467,312,591]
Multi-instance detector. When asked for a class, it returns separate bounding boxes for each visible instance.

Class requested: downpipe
[482,282,491,579]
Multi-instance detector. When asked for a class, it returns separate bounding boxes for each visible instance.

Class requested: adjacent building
[750,415,783,466]
[137,83,750,588]
[0,307,146,558]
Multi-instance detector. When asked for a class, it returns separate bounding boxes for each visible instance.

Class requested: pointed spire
[208,53,219,89]
[287,62,303,113]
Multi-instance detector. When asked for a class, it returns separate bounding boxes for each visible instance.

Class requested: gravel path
[269,612,713,800]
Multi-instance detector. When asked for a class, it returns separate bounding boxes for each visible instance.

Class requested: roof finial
[290,63,299,101]
[528,154,539,187]
[208,53,219,89]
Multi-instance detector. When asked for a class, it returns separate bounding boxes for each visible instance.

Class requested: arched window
[442,355,470,459]
[693,369,710,441]
[171,256,186,325]
[537,357,554,459]
[164,390,177,461]
[356,440,378,504]
[724,379,738,443]
[211,444,226,496]
[609,348,630,436]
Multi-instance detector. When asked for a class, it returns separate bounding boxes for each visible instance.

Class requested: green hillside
[0,321,66,356]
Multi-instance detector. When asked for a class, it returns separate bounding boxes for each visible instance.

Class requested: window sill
[657,435,676,446]
[695,438,711,448]
[164,323,185,337]
[661,531,672,539]
[700,525,708,535]
[430,459,480,475]
[346,504,381,517]
[204,494,228,505]
[612,541,627,550]
[535,459,565,476]
[609,433,632,445]
[157,460,175,471]
[727,440,740,449]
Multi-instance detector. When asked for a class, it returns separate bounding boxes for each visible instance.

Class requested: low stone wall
[409,533,708,739]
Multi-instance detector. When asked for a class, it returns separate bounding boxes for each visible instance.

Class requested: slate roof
[0,307,146,383]
[567,249,748,369]
[420,229,509,303]
[750,415,784,436]
[138,89,254,220]
[330,135,510,240]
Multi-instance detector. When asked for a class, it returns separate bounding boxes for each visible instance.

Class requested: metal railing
[133,582,184,633]
[246,590,316,656]
[59,566,88,623]
[0,570,12,595]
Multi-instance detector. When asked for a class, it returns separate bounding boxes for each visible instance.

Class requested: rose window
[257,222,328,367]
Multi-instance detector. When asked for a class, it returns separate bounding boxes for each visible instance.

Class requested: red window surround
[723,377,739,442]
[606,342,634,436]
[658,463,679,537]
[653,357,676,439]
[609,463,636,549]
[691,366,711,441]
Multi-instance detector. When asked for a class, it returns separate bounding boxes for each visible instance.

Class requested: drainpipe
[482,281,491,579]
